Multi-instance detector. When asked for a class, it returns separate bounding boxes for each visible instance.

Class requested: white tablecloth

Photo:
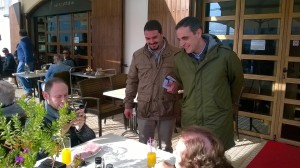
[36,133,175,168]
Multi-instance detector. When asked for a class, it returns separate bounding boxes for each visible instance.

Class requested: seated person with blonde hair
[157,125,233,168]
[45,54,71,82]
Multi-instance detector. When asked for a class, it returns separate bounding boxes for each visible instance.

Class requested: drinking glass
[147,139,157,168]
[61,137,72,165]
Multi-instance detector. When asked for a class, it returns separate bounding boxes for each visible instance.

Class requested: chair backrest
[78,77,112,108]
[53,71,71,93]
[110,73,127,90]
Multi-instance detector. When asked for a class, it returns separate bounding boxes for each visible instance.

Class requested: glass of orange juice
[147,138,157,168]
[61,137,72,165]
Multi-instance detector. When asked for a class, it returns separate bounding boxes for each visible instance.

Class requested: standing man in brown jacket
[124,20,180,152]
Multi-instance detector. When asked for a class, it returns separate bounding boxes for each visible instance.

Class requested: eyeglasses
[63,52,69,54]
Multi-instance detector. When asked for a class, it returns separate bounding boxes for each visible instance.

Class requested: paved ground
[9,78,264,168]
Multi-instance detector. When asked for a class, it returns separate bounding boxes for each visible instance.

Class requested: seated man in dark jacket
[2,48,16,78]
[42,78,95,147]
[0,80,26,118]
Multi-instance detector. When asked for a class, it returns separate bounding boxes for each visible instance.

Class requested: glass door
[277,0,300,146]
[203,0,289,141]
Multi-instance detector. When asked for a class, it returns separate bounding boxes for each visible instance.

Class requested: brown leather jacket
[124,40,180,120]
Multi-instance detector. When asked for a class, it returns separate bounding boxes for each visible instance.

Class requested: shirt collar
[147,39,166,57]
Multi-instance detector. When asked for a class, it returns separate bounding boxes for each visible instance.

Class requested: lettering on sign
[53,1,75,8]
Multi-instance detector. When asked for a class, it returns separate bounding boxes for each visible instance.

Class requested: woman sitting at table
[157,125,233,168]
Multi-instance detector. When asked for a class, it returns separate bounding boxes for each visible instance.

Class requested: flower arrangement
[0,97,76,167]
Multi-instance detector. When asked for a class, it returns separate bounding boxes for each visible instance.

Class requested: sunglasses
[63,52,69,54]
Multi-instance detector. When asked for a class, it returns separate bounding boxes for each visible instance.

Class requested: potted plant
[0,97,76,167]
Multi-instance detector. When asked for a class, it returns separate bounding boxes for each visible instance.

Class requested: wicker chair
[78,77,124,136]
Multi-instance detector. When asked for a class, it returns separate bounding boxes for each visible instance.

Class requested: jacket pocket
[160,95,176,117]
[213,94,231,110]
[137,94,151,118]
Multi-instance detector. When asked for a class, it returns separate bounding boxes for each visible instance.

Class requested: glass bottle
[95,68,102,78]
[95,157,104,168]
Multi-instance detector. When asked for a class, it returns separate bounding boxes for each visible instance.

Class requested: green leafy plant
[0,97,76,167]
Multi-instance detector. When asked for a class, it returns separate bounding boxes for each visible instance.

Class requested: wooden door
[277,0,300,146]
[203,0,300,144]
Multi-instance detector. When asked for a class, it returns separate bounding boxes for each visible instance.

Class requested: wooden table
[35,133,175,168]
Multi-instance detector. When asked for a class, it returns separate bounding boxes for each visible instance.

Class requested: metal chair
[78,77,124,136]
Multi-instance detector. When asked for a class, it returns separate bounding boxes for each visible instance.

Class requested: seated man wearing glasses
[62,49,76,67]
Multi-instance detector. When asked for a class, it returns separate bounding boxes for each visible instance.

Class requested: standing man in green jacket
[169,16,244,150]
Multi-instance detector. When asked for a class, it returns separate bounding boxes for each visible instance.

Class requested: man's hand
[166,82,178,94]
[124,108,133,119]
[71,109,86,131]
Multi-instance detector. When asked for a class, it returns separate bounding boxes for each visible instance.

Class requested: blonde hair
[179,126,232,168]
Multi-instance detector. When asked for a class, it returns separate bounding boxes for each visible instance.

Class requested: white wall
[0,0,11,53]
[123,0,148,73]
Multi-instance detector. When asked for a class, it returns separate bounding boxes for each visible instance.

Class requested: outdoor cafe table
[71,71,115,79]
[35,133,175,168]
[12,71,46,97]
[103,88,138,135]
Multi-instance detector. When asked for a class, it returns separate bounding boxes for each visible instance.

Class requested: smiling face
[43,82,68,110]
[176,26,203,54]
[144,30,164,51]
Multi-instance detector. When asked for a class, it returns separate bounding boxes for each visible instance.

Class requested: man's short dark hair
[19,29,28,36]
[175,16,203,34]
[2,48,8,52]
[144,20,162,33]
[44,78,67,93]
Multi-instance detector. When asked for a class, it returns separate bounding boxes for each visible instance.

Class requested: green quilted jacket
[174,34,244,150]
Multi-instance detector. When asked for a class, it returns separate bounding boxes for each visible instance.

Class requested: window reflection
[244,79,273,96]
[291,18,300,35]
[205,1,236,17]
[242,40,277,55]
[287,62,300,78]
[47,16,57,21]
[205,21,234,35]
[238,116,270,135]
[240,98,272,116]
[244,0,280,14]
[48,45,57,53]
[220,40,233,50]
[47,34,57,43]
[294,0,300,12]
[47,22,57,31]
[74,20,88,30]
[59,21,71,31]
[289,40,300,57]
[281,124,300,141]
[242,59,275,76]
[285,83,300,99]
[244,19,279,35]
[59,33,71,43]
[59,14,71,20]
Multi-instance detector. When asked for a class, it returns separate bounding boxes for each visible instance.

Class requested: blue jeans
[17,62,34,94]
